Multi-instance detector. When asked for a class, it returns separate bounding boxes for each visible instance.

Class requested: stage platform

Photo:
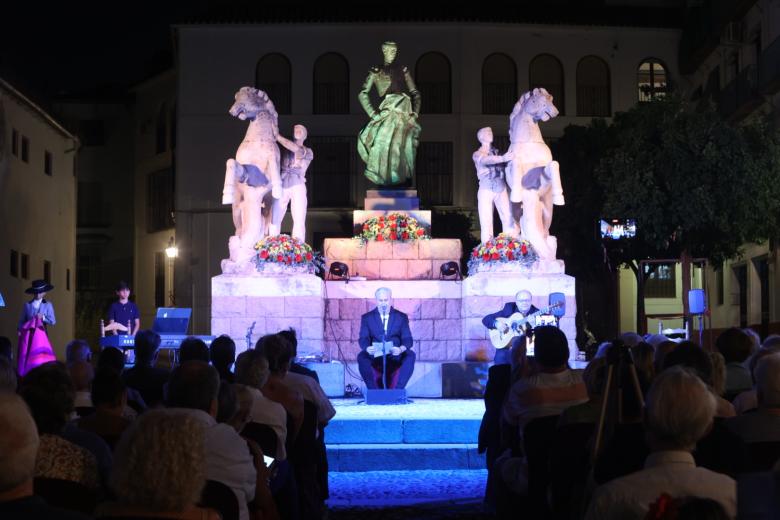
[327,398,485,472]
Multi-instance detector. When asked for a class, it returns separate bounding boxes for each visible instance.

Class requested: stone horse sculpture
[507,88,565,261]
[222,87,282,269]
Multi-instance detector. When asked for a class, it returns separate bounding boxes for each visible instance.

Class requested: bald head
[0,392,39,492]
[515,290,532,314]
[375,287,392,315]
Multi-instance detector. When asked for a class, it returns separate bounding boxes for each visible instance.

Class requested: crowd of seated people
[0,327,335,520]
[482,325,780,519]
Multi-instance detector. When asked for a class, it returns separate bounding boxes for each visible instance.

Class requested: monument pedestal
[211,274,325,356]
[461,272,577,362]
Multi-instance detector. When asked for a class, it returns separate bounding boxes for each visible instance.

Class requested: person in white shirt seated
[586,366,736,520]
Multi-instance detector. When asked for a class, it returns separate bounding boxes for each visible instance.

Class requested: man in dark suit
[358,287,415,389]
[482,290,539,365]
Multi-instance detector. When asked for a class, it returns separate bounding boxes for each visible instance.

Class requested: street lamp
[165,237,179,259]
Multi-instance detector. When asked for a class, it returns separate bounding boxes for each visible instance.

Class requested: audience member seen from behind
[97,410,219,520]
[228,383,255,434]
[77,368,133,450]
[502,326,588,431]
[733,341,780,414]
[630,342,655,386]
[69,360,95,414]
[97,347,147,414]
[235,349,288,460]
[122,329,169,407]
[586,366,736,519]
[559,355,608,426]
[65,339,92,365]
[256,334,305,445]
[277,328,319,382]
[726,353,780,444]
[0,392,91,520]
[179,337,210,364]
[663,341,735,418]
[716,327,754,398]
[210,335,237,383]
[709,351,727,398]
[166,361,266,520]
[18,362,99,490]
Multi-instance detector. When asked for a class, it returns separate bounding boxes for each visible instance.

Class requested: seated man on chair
[483,290,539,365]
[358,287,415,389]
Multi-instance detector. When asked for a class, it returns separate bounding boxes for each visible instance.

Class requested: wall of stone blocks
[324,239,462,281]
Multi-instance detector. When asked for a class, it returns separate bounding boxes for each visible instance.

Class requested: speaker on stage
[689,289,706,315]
[548,292,566,318]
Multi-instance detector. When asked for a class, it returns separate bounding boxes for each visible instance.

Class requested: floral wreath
[467,233,537,270]
[355,213,430,244]
[254,234,321,272]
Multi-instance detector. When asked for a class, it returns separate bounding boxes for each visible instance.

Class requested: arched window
[155,102,167,154]
[255,53,292,114]
[529,54,565,115]
[638,59,668,102]
[482,53,517,114]
[415,52,452,114]
[576,56,611,116]
[313,53,349,114]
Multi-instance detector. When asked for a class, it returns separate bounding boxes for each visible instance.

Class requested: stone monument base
[211,274,325,355]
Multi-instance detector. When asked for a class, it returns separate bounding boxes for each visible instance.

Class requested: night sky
[0,1,683,107]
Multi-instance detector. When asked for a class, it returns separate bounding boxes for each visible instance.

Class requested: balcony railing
[759,34,780,94]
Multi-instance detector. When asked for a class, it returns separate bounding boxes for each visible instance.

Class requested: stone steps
[327,443,484,472]
[325,399,485,472]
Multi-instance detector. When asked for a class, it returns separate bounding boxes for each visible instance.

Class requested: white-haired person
[726,353,780,444]
[585,366,736,519]
[0,392,90,519]
[96,410,220,519]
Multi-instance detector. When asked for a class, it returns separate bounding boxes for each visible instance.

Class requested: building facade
[0,78,78,355]
[165,21,679,333]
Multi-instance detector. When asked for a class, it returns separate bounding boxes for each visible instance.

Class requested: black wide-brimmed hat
[25,279,54,294]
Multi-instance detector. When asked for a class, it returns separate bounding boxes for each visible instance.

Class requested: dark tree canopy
[596,95,780,266]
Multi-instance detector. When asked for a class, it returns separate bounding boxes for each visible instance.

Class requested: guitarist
[482,290,538,364]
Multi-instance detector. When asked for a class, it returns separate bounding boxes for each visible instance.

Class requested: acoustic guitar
[489,302,564,349]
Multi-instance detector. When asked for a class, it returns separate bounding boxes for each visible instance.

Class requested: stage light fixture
[440,261,461,280]
[329,262,350,281]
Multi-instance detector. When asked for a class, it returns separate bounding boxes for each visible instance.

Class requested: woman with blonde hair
[97,410,219,519]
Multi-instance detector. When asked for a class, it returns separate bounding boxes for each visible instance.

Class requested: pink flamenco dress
[17,315,57,376]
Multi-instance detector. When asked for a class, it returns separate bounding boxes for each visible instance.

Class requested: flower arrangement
[355,213,430,244]
[254,234,322,274]
[467,233,538,274]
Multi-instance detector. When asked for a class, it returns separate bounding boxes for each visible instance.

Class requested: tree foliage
[596,95,780,266]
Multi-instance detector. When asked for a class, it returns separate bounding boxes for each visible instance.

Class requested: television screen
[599,218,637,240]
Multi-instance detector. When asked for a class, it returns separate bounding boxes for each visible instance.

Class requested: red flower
[508,242,516,249]
[472,250,478,257]
[497,242,504,249]
[416,229,425,236]
[376,235,384,242]
[491,253,500,260]
[400,221,407,228]
[390,232,398,240]
[379,222,385,229]
[363,223,369,231]
[521,244,528,255]
[276,255,283,262]
[259,250,268,259]
[295,254,302,262]
[285,256,291,264]
[389,214,397,220]
[507,251,514,260]
[483,253,490,261]
[402,232,409,240]
[306,252,313,261]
